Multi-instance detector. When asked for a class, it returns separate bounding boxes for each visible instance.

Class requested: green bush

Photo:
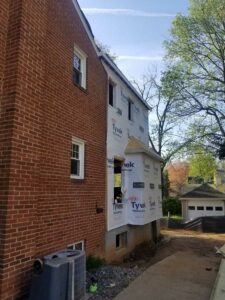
[162,197,181,216]
[86,255,105,271]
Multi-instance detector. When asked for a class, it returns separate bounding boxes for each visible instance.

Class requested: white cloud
[82,8,176,18]
[117,55,163,61]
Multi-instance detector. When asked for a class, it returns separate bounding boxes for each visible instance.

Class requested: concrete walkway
[114,251,219,300]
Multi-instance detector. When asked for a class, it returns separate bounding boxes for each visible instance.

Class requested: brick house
[0,1,107,299]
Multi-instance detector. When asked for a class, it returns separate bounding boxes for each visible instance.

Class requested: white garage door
[187,200,224,220]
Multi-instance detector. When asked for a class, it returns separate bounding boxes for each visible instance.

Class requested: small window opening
[109,82,115,106]
[116,232,127,249]
[197,206,204,210]
[206,206,213,211]
[67,240,85,251]
[128,100,133,121]
[216,207,223,211]
[114,159,122,203]
[188,206,195,210]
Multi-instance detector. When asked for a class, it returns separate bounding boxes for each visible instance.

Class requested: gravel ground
[86,266,142,300]
[86,240,159,300]
[86,229,225,300]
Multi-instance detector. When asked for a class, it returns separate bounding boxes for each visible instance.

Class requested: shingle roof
[181,183,225,199]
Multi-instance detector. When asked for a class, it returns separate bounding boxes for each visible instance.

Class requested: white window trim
[67,240,85,251]
[74,45,87,89]
[71,137,85,180]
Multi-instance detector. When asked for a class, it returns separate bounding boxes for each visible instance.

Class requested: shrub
[86,255,105,271]
[162,197,181,216]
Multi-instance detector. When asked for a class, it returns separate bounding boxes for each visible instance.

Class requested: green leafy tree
[162,0,225,157]
[188,150,216,182]
[162,197,182,216]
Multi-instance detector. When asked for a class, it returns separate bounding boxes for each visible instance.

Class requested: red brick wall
[0,0,9,97]
[0,0,107,299]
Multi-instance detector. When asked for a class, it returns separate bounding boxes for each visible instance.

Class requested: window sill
[116,246,127,252]
[108,104,117,110]
[70,175,84,180]
[73,81,88,94]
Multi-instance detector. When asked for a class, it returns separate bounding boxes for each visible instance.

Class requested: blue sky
[78,0,189,81]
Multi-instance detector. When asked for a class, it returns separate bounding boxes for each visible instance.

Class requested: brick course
[0,1,107,299]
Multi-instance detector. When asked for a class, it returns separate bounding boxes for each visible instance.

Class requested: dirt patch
[88,229,225,299]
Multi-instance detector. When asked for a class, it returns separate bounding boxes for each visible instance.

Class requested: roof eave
[72,0,99,55]
[125,148,163,162]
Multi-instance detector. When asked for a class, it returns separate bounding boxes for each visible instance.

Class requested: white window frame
[71,137,85,179]
[67,240,85,251]
[73,45,87,89]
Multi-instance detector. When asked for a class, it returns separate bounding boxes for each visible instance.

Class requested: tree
[162,0,225,157]
[132,72,194,166]
[188,149,216,182]
[95,40,117,61]
[167,161,189,196]
[162,197,182,216]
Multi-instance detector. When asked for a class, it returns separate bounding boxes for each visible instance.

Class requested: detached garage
[180,183,225,221]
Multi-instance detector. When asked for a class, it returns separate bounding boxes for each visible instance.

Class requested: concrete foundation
[105,220,160,262]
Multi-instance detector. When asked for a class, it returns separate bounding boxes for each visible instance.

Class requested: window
[114,159,122,203]
[197,206,204,210]
[71,138,85,179]
[216,207,223,211]
[206,206,213,211]
[73,46,87,89]
[116,232,127,249]
[67,240,85,251]
[150,183,155,189]
[109,81,115,107]
[188,206,195,210]
[128,99,133,121]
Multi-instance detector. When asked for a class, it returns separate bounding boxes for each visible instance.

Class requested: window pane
[75,242,83,251]
[197,206,204,210]
[72,144,79,159]
[67,245,74,250]
[206,206,213,211]
[73,54,81,71]
[71,159,80,176]
[188,206,195,210]
[216,207,223,211]
[73,68,82,85]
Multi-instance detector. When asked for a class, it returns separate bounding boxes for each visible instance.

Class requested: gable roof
[100,53,152,111]
[72,2,151,112]
[181,183,225,199]
[125,137,163,162]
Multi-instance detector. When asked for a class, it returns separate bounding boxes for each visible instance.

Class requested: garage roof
[181,183,225,199]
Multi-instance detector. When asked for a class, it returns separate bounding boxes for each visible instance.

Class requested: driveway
[114,250,220,300]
